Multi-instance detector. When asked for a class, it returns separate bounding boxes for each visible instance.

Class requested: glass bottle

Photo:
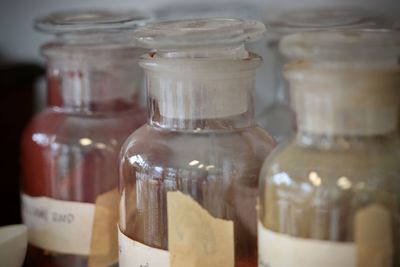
[21,10,148,267]
[118,18,275,267]
[258,29,400,267]
[257,8,386,143]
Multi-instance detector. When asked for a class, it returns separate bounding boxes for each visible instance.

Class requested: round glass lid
[267,8,386,35]
[35,9,150,34]
[134,18,266,49]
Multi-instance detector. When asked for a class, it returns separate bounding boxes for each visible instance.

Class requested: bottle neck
[148,95,256,131]
[287,63,400,139]
[44,46,144,114]
[143,54,260,131]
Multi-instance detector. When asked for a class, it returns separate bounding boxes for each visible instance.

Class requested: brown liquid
[25,246,86,267]
[120,126,275,266]
[22,77,146,267]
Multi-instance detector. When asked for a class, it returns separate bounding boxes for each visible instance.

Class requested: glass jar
[118,19,275,267]
[257,8,386,143]
[21,10,148,267]
[258,30,400,267]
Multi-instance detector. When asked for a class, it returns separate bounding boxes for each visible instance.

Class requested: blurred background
[1,0,399,62]
[0,0,399,226]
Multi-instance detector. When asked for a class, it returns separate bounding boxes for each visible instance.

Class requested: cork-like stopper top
[281,30,400,136]
[135,18,265,120]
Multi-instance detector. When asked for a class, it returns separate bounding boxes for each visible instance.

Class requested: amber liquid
[123,174,258,266]
[22,77,146,267]
[120,125,275,267]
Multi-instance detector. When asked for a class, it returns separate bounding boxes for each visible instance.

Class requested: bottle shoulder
[120,125,276,173]
[22,108,144,149]
[260,139,400,186]
[122,125,275,154]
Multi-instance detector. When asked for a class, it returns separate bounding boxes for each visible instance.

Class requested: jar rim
[139,52,262,73]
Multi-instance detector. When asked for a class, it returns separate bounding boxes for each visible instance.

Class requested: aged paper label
[258,221,356,267]
[89,188,119,267]
[355,204,393,267]
[21,194,95,255]
[118,227,170,267]
[167,191,234,267]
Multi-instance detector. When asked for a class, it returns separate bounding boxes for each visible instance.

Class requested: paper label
[355,204,393,267]
[21,194,95,255]
[167,191,234,267]
[258,221,356,267]
[118,228,170,267]
[89,189,120,266]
